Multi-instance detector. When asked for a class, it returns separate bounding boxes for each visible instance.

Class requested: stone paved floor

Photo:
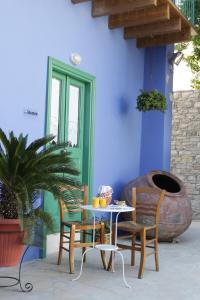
[0,222,200,300]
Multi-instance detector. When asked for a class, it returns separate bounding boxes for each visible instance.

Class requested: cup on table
[92,197,99,208]
[99,198,107,208]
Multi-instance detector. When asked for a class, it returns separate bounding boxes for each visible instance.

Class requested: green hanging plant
[136,89,167,112]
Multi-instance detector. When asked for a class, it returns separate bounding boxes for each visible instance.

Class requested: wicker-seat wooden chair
[108,187,165,278]
[57,185,107,273]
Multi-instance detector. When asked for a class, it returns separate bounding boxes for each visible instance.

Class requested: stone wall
[171,90,200,219]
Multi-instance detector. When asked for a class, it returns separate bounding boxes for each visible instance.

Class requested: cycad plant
[0,129,79,243]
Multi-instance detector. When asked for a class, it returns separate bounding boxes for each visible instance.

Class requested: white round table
[73,204,135,288]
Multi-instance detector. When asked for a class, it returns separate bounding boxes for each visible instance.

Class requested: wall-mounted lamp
[168,51,184,73]
[70,53,82,66]
[168,51,184,66]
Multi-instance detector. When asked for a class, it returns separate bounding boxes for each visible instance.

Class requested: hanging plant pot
[0,219,24,267]
[136,89,167,112]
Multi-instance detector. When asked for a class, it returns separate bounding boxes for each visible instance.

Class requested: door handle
[61,149,67,154]
[50,140,57,146]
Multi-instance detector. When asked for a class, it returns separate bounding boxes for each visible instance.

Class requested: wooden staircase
[71,0,196,48]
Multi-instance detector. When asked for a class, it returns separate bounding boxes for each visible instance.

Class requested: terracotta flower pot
[0,219,24,267]
[95,233,111,244]
[122,170,192,241]
[104,233,111,244]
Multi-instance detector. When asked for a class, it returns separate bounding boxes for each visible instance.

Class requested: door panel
[65,77,85,184]
[45,72,66,231]
[45,72,85,231]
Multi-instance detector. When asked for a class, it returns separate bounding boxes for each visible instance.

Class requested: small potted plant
[136,89,167,112]
[0,129,79,266]
[95,218,111,244]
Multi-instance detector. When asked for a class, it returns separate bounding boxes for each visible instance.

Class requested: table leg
[116,251,131,289]
[72,213,96,281]
[108,211,120,272]
[110,212,113,244]
[112,212,120,273]
[108,211,131,288]
[72,248,94,281]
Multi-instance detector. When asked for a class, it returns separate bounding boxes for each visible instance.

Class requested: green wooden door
[43,58,95,258]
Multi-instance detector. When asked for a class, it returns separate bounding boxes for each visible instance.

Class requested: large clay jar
[123,170,192,241]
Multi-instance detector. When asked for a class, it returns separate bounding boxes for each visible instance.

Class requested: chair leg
[131,234,136,266]
[100,223,107,270]
[82,231,86,263]
[57,223,64,265]
[138,229,146,279]
[154,227,159,272]
[107,252,114,272]
[107,224,116,272]
[69,225,76,274]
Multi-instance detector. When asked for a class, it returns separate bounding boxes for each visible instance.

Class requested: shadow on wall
[118,97,130,115]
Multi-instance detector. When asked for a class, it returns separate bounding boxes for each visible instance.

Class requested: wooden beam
[137,27,193,48]
[71,0,90,3]
[124,17,181,39]
[92,0,157,17]
[71,0,197,41]
[109,3,170,29]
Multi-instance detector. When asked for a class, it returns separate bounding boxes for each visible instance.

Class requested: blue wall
[0,0,144,191]
[140,46,173,175]
[0,0,147,259]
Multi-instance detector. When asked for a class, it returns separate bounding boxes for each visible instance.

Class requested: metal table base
[72,205,135,288]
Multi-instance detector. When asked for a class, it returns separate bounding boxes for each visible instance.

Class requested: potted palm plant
[0,129,79,266]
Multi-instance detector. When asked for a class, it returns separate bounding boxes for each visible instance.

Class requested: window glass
[50,78,61,143]
[67,85,79,147]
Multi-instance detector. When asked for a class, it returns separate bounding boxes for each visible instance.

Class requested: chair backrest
[131,187,165,225]
[59,185,88,222]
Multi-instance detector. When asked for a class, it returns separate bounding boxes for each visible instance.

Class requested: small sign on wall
[24,109,38,116]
